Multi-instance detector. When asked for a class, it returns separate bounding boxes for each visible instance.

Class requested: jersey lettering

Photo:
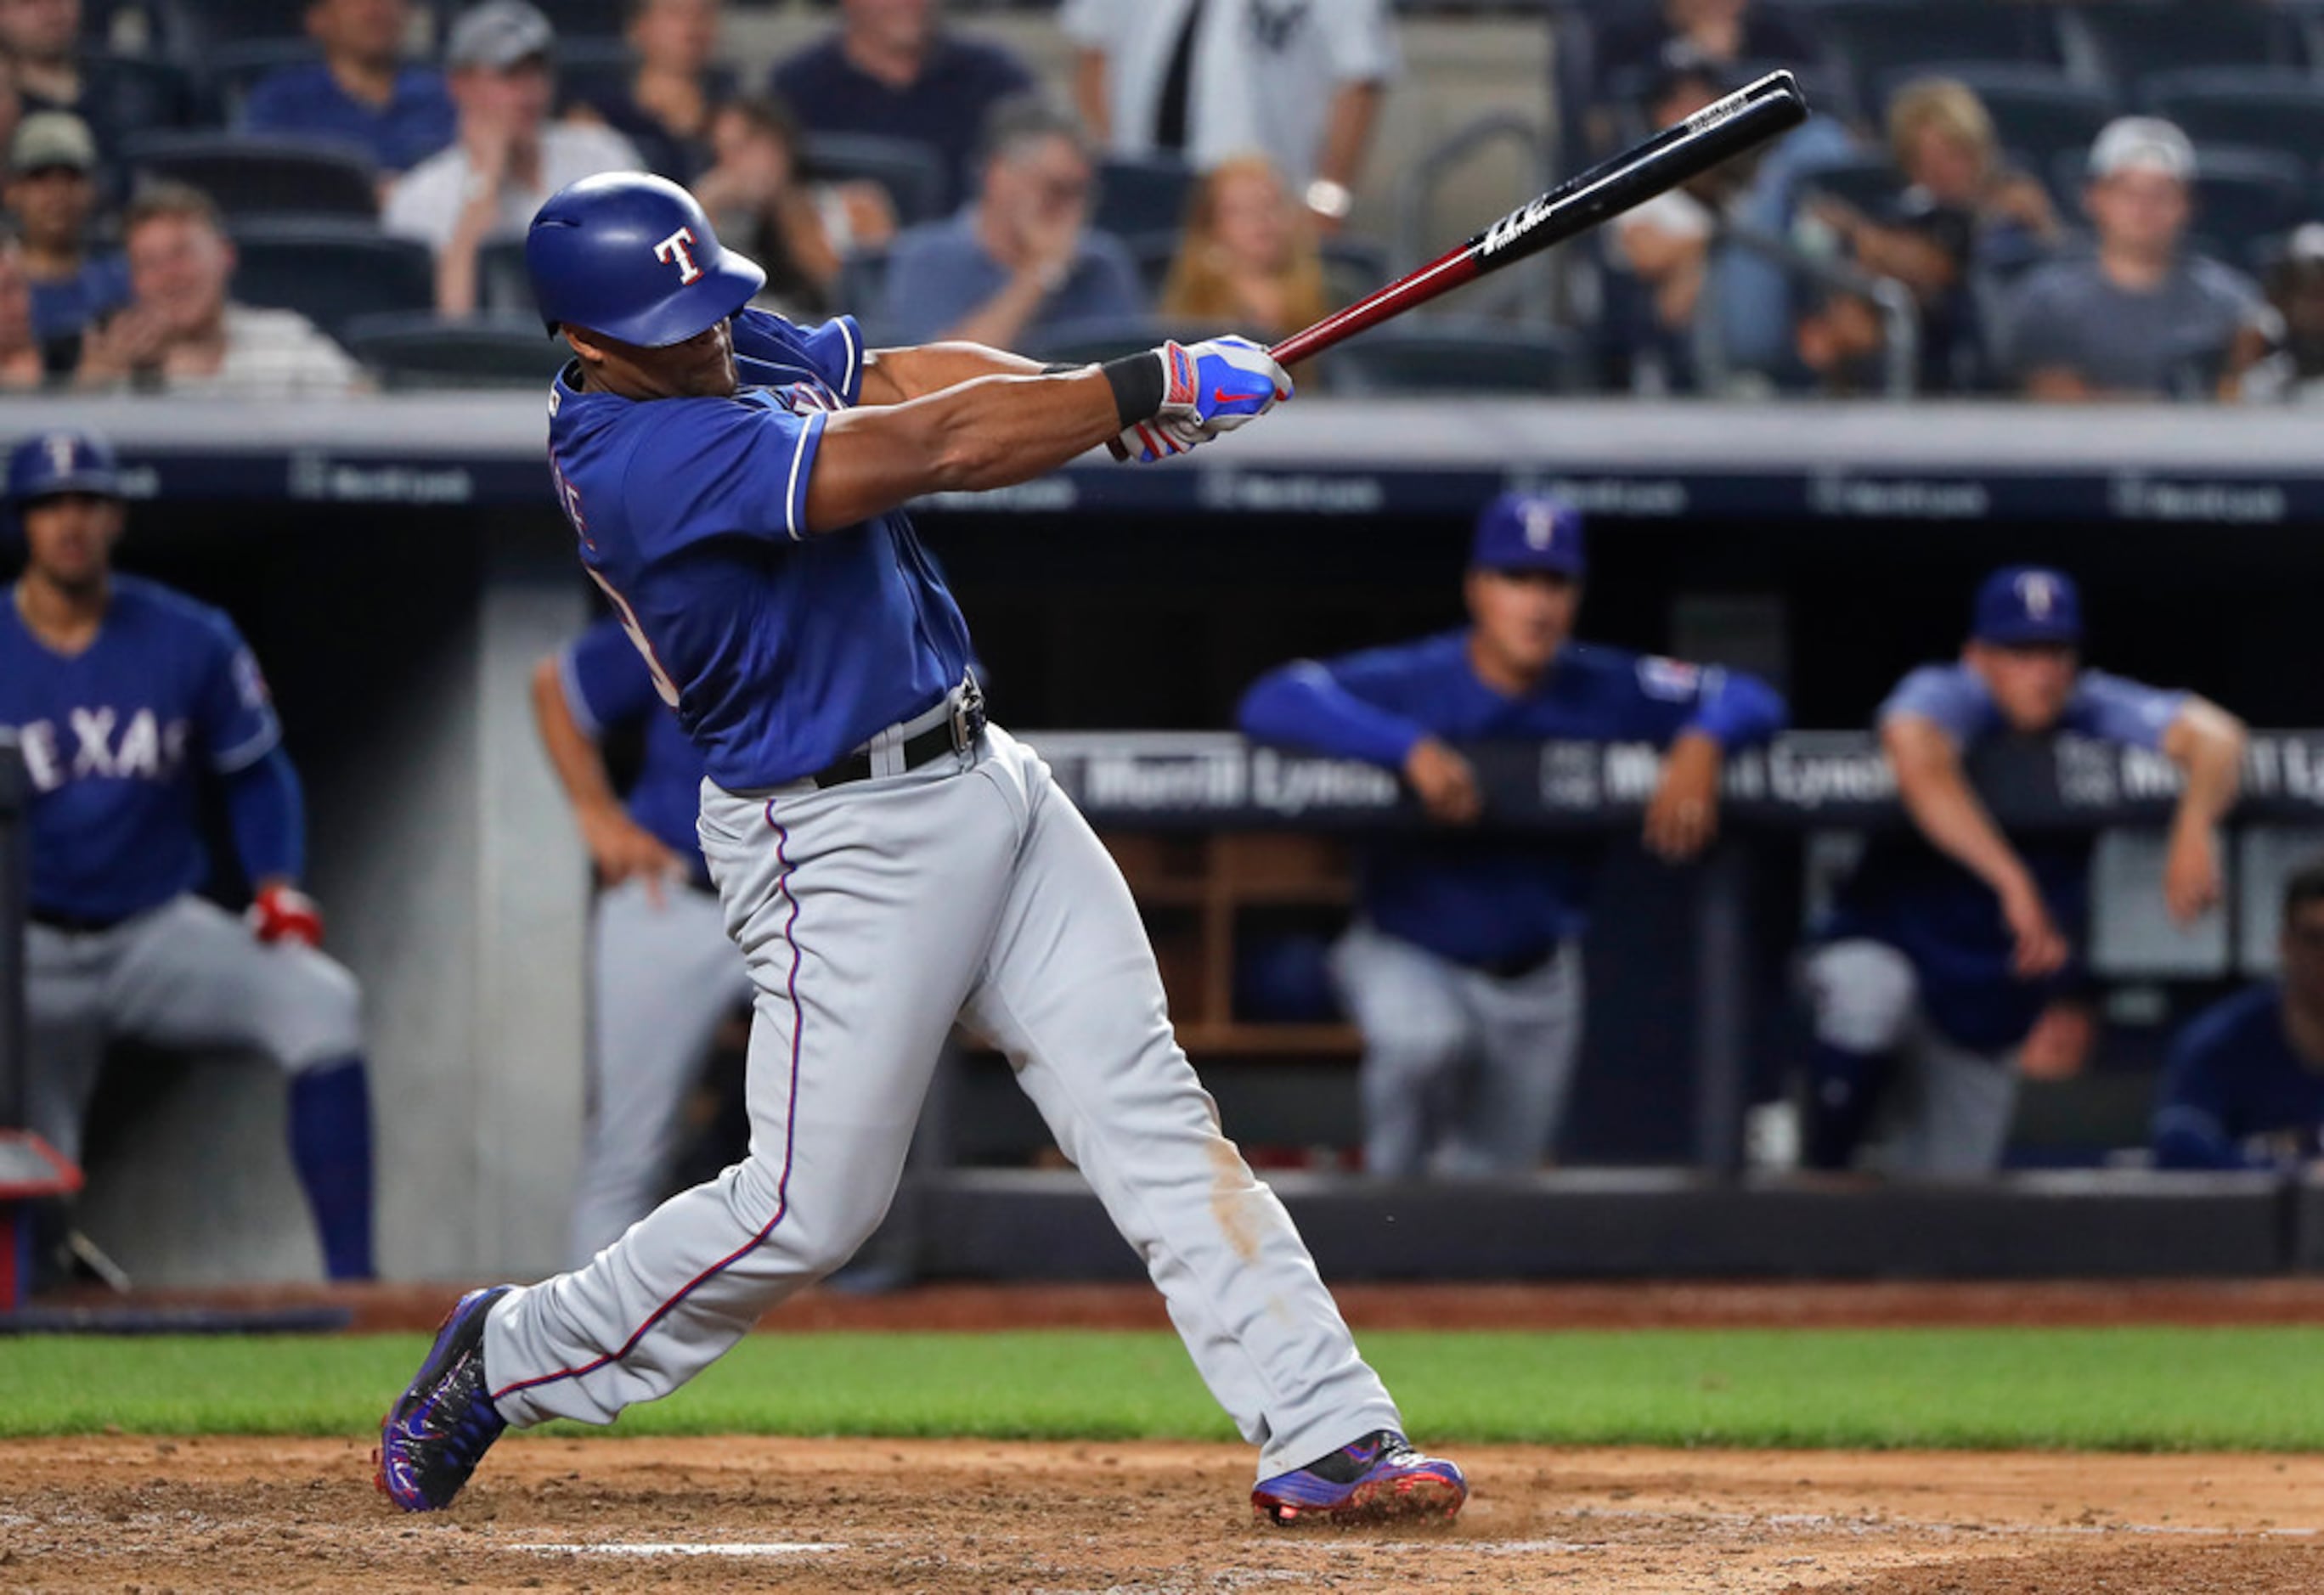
[17,708,190,792]
[549,449,591,549]
[586,567,681,709]
[654,227,704,285]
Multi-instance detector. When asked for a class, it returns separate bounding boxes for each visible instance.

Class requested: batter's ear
[561,325,607,366]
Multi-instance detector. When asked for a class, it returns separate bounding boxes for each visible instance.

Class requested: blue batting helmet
[526,172,765,347]
[8,428,121,504]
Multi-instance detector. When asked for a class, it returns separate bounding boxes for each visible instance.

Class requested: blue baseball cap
[1470,492,1586,577]
[1972,566,2082,646]
[8,429,121,504]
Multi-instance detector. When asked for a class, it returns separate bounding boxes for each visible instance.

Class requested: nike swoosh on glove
[1116,335,1295,464]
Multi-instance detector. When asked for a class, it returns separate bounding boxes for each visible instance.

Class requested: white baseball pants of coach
[486,725,1403,1475]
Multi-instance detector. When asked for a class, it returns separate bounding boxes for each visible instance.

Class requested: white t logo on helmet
[2017,572,2056,618]
[1522,502,1558,550]
[42,433,78,478]
[654,226,704,285]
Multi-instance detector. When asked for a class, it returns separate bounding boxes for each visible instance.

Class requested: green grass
[3,1327,2321,1451]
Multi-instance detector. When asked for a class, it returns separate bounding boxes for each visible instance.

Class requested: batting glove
[1115,335,1294,464]
[249,882,325,948]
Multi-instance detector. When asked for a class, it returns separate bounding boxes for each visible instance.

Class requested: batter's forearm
[861,342,1046,405]
[804,367,1129,531]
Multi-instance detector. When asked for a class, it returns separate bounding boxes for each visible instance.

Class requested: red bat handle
[1269,245,1483,369]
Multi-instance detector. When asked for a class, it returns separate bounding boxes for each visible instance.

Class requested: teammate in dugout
[1803,566,2246,1177]
[379,172,1467,1525]
[0,430,375,1280]
[531,617,752,1268]
[1237,493,1788,1177]
[2152,856,2324,1171]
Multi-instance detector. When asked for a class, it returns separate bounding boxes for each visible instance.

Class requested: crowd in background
[4,0,2324,398]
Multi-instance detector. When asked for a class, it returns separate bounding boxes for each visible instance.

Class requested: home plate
[512,1541,846,1558]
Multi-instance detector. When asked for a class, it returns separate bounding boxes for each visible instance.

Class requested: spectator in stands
[2005,118,2276,403]
[691,94,894,321]
[875,97,1140,350]
[0,0,184,163]
[7,111,127,347]
[2153,858,2324,1171]
[566,0,725,183]
[2248,225,2324,404]
[1587,0,1817,156]
[1159,154,1329,341]
[1604,65,1748,392]
[0,238,76,386]
[1802,567,2246,1178]
[1238,494,1788,1180]
[75,182,364,396]
[1066,0,1396,232]
[770,0,1034,217]
[1808,79,2062,392]
[1791,279,1891,397]
[386,1,643,317]
[240,0,456,178]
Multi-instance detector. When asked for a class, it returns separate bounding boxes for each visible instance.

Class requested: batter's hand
[1643,730,1723,861]
[1114,336,1294,463]
[248,882,324,948]
[2162,821,2223,924]
[581,805,685,905]
[1403,736,1482,825]
[1999,878,2069,979]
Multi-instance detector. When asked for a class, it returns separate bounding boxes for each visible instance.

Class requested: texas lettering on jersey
[14,707,194,792]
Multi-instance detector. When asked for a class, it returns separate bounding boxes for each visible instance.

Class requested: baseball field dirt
[5,1435,2320,1592]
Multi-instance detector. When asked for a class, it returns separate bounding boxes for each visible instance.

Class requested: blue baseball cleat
[1250,1429,1469,1525]
[375,1286,513,1512]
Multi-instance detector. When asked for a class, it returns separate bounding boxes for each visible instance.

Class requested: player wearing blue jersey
[1804,566,2247,1177]
[2152,857,2324,1170]
[381,172,1466,1527]
[1237,493,1789,1178]
[531,617,752,1267]
[2,429,375,1280]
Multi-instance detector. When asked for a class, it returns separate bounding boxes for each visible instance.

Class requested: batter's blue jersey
[1,576,282,921]
[2152,983,2324,1169]
[1831,662,2185,1050]
[544,307,974,791]
[1238,631,1789,967]
[560,617,709,875]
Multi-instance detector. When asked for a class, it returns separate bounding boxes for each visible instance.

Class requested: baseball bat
[1268,70,1810,369]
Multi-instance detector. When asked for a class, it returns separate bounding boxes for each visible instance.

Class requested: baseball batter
[1,430,375,1281]
[380,173,1466,1525]
[531,617,752,1267]
[1803,566,2246,1176]
[1238,493,1788,1176]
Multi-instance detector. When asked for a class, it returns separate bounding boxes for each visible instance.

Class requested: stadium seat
[803,134,948,228]
[209,41,319,127]
[82,52,209,138]
[341,312,571,390]
[1875,65,2116,183]
[1093,155,1195,240]
[122,132,378,219]
[2140,71,2324,170]
[1328,322,1592,396]
[2066,3,2308,93]
[231,222,435,340]
[477,237,538,319]
[178,0,358,48]
[1814,2,2064,117]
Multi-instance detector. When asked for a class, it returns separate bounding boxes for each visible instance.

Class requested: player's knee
[256,950,366,1071]
[1359,1011,1469,1082]
[1805,941,1916,1054]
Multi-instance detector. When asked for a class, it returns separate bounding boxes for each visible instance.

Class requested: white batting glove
[1113,335,1295,464]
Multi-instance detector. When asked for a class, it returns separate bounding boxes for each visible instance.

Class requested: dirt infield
[4,1436,2321,1593]
[37,1275,2324,1333]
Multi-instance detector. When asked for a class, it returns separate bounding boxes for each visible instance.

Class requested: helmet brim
[548,251,768,348]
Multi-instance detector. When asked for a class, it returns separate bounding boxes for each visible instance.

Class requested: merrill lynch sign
[1029,732,2324,831]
